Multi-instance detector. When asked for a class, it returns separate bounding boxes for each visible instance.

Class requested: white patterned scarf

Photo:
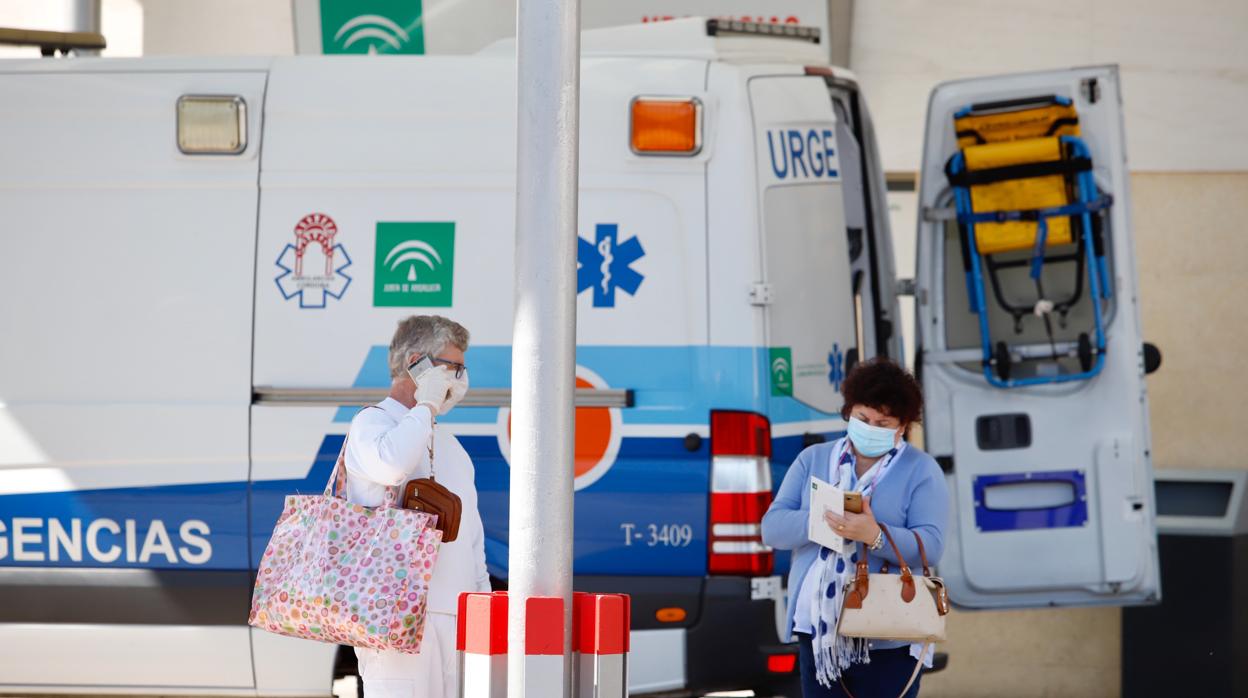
[808,437,903,688]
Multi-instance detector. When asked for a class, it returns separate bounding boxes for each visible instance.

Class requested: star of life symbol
[828,342,846,391]
[577,223,645,307]
[275,213,352,309]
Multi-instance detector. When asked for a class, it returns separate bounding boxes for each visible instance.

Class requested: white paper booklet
[808,475,845,553]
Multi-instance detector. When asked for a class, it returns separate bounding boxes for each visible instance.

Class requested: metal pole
[68,0,102,55]
[508,0,580,691]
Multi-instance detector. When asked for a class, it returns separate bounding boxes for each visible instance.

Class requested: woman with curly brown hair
[762,358,949,697]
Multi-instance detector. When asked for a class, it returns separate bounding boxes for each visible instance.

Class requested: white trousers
[356,612,458,698]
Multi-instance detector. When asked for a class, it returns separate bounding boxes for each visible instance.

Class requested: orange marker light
[655,607,687,623]
[631,98,701,155]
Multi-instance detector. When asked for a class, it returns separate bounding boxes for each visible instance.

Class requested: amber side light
[655,607,687,623]
[631,99,699,154]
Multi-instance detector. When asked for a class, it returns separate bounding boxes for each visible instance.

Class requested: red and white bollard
[523,596,565,696]
[575,593,630,698]
[459,590,627,697]
[458,592,507,698]
[458,592,565,697]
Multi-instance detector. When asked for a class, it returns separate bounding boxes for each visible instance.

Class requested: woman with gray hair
[345,315,489,698]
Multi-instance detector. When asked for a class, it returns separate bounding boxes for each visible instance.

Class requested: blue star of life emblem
[577,223,645,308]
[274,243,353,309]
[828,343,845,391]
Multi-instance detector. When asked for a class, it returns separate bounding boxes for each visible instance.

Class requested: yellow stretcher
[944,95,1112,387]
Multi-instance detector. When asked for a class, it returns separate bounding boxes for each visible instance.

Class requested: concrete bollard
[523,596,565,696]
[575,593,630,698]
[458,591,507,698]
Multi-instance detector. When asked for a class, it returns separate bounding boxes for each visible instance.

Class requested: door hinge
[749,282,773,306]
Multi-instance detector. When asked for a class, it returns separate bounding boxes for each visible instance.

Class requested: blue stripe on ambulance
[0,345,843,579]
[327,345,844,579]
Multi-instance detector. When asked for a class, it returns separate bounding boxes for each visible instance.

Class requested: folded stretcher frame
[944,95,1113,388]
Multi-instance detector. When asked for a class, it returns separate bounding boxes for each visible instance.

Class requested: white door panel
[0,69,265,689]
[749,76,857,417]
[917,66,1159,608]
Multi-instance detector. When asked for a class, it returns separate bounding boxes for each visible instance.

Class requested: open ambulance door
[915,66,1161,608]
[749,74,860,421]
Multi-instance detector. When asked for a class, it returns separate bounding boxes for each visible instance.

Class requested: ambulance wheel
[994,342,1011,381]
[1078,333,1094,372]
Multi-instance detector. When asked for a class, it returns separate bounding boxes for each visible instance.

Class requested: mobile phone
[844,492,863,514]
[406,354,435,383]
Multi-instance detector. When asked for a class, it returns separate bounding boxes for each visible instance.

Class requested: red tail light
[767,653,798,673]
[708,410,774,576]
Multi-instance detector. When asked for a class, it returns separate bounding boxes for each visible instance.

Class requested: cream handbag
[836,523,951,697]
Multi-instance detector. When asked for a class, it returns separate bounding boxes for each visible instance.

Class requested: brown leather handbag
[836,523,951,698]
[401,425,462,543]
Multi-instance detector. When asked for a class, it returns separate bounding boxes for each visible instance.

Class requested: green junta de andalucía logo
[320,0,425,55]
[374,222,454,307]
[770,347,794,397]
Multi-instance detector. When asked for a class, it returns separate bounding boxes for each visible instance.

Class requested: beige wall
[1135,173,1248,471]
[851,0,1248,172]
[140,0,293,55]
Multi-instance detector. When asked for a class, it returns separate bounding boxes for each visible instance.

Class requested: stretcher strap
[957,194,1114,279]
[945,156,1091,187]
[956,117,1080,146]
[957,194,1112,227]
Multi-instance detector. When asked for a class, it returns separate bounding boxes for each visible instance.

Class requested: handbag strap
[853,523,915,605]
[861,523,912,577]
[323,406,402,507]
[838,640,930,698]
[912,529,933,577]
[871,528,934,579]
[427,419,437,480]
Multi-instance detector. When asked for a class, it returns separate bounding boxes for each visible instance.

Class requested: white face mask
[442,368,469,412]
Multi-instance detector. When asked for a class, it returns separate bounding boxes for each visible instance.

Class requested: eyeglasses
[431,357,468,379]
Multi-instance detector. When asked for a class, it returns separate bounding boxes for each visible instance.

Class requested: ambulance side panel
[0,65,266,691]
[249,56,710,693]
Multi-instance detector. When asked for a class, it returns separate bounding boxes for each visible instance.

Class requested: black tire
[1078,332,1094,372]
[995,341,1012,381]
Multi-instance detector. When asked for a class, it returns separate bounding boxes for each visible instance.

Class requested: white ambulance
[0,18,1159,697]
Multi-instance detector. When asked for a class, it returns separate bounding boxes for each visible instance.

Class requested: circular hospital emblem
[496,366,623,491]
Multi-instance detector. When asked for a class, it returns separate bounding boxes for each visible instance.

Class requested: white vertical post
[508,0,580,692]
[68,0,102,55]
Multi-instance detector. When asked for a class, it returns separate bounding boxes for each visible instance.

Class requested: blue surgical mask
[847,416,900,457]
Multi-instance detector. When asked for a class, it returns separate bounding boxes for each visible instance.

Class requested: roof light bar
[705,18,821,44]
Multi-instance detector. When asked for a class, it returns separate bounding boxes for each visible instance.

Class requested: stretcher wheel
[1078,333,1093,372]
[995,341,1012,381]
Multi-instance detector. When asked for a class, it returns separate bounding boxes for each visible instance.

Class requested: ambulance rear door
[748,74,858,426]
[915,66,1160,608]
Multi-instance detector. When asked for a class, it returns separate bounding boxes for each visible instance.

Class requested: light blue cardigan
[761,439,950,645]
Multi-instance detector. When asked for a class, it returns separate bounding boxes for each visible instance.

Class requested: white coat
[344,397,490,698]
